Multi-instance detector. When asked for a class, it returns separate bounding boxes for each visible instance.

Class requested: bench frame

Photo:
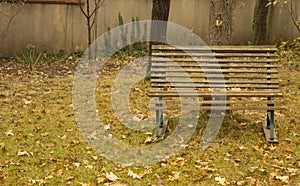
[149,45,283,143]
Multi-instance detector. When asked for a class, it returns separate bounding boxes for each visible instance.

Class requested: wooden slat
[151,58,279,63]
[151,68,278,74]
[148,91,283,97]
[153,99,283,105]
[152,52,277,58]
[151,62,278,68]
[151,74,278,79]
[152,45,277,52]
[151,79,279,84]
[151,63,278,68]
[151,84,279,89]
[151,106,284,111]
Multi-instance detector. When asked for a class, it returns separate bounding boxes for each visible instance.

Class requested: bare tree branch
[79,0,106,46]
[0,0,23,40]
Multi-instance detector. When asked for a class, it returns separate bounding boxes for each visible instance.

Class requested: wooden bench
[148,45,283,143]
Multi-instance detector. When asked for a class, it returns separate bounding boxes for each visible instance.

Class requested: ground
[0,57,299,185]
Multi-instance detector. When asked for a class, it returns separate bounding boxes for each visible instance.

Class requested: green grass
[0,59,299,185]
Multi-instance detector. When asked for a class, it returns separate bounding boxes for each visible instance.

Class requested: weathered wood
[148,91,283,97]
[151,74,278,79]
[151,79,279,84]
[151,68,278,73]
[152,58,279,63]
[153,99,283,105]
[150,45,282,143]
[151,106,284,111]
[152,63,278,68]
[151,84,279,89]
[152,45,278,52]
[152,52,277,57]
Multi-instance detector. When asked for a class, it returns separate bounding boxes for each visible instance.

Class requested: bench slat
[151,74,278,79]
[152,52,277,58]
[151,84,279,89]
[151,106,284,111]
[152,58,279,63]
[151,79,278,84]
[152,45,277,52]
[152,63,278,68]
[148,91,283,97]
[151,68,278,74]
[153,99,283,105]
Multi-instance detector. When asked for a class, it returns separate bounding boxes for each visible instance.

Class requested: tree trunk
[150,0,171,44]
[147,0,171,79]
[208,0,234,46]
[253,0,269,45]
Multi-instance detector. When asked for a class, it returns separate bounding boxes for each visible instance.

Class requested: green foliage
[104,13,148,60]
[43,49,67,63]
[278,36,300,50]
[15,44,42,70]
[278,37,300,69]
[118,13,128,47]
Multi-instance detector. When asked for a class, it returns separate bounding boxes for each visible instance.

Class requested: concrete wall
[0,0,299,57]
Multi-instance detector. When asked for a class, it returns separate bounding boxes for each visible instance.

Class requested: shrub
[15,44,42,70]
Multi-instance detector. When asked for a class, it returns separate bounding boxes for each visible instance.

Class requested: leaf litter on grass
[0,58,299,185]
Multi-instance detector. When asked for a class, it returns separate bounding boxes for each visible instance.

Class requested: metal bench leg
[263,97,278,143]
[267,110,275,140]
[155,97,163,137]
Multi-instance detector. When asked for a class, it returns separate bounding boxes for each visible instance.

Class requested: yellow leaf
[265,2,273,7]
[283,146,293,153]
[144,136,153,144]
[128,169,141,179]
[215,176,228,185]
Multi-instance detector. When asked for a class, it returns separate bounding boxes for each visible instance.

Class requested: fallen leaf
[138,168,152,177]
[275,175,289,183]
[215,176,228,185]
[236,180,245,185]
[252,145,262,153]
[92,156,98,160]
[0,143,6,153]
[144,136,152,144]
[106,172,121,182]
[198,165,217,173]
[73,162,80,167]
[128,169,141,179]
[286,168,298,173]
[17,151,29,156]
[45,175,54,180]
[5,130,14,136]
[283,146,293,153]
[78,182,93,186]
[96,176,107,184]
[168,171,180,181]
[104,125,110,130]
[269,145,277,151]
[24,99,32,105]
[171,157,186,166]
[57,134,66,139]
[66,176,75,181]
[132,116,141,122]
[248,167,257,173]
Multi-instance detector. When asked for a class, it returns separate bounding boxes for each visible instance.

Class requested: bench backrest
[150,45,282,110]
